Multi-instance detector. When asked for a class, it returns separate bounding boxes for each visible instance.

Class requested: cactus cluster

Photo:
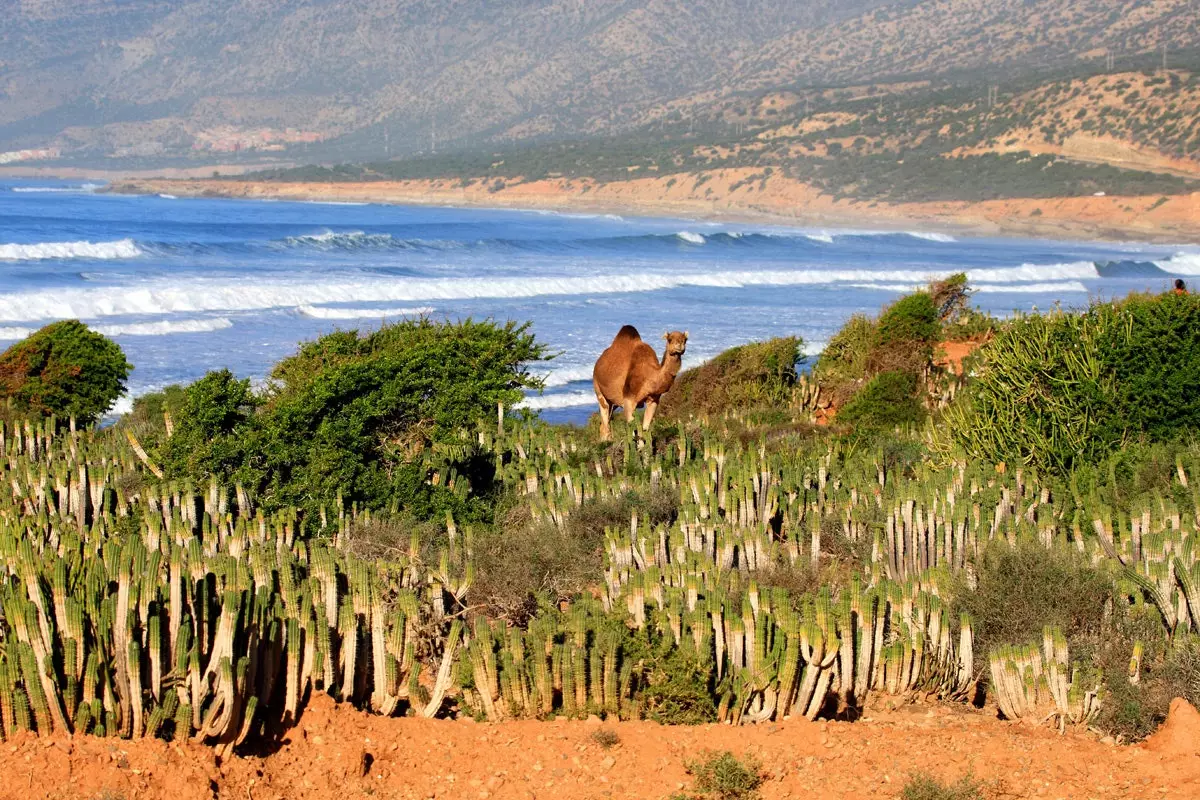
[0,409,1198,743]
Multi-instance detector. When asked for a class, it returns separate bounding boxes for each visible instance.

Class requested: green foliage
[813,314,874,388]
[872,291,940,371]
[1094,294,1200,441]
[943,309,1117,472]
[162,369,258,482]
[117,384,186,452]
[946,295,1200,473]
[680,751,764,800]
[0,320,131,425]
[900,773,987,800]
[164,318,548,519]
[838,371,924,430]
[952,539,1113,659]
[624,622,717,725]
[660,337,803,420]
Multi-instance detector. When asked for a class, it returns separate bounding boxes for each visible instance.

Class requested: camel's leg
[595,387,613,441]
[642,397,659,431]
[622,400,636,426]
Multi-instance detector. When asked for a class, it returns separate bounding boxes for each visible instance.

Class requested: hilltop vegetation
[253,63,1200,203]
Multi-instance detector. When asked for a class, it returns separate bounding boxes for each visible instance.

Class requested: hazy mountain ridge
[1,0,1197,165]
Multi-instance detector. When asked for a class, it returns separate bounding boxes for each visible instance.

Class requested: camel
[592,326,688,440]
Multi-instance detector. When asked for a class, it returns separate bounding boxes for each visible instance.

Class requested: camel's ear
[662,331,669,340]
[684,331,689,339]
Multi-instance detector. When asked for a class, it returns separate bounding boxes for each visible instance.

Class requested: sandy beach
[105,167,1200,243]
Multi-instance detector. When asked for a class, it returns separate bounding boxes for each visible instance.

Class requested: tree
[0,320,131,425]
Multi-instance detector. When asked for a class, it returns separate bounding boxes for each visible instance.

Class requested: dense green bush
[1095,293,1200,440]
[946,295,1200,473]
[0,320,131,425]
[660,337,802,420]
[164,318,547,519]
[870,291,940,372]
[838,370,924,429]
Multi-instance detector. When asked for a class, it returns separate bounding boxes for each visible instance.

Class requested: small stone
[602,756,616,770]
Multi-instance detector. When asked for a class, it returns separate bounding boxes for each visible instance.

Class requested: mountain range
[3,0,1198,165]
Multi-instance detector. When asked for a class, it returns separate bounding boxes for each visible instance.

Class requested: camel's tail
[613,325,641,344]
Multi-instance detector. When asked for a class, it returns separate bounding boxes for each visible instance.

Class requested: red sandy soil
[5,696,1199,800]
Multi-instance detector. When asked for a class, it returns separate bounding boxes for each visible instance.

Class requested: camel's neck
[651,351,683,392]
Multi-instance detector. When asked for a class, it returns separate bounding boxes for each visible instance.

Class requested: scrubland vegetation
[0,279,1197,755]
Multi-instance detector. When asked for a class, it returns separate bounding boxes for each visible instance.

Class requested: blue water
[1,179,1197,423]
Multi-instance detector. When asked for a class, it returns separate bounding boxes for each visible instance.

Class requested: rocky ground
[8,696,1200,800]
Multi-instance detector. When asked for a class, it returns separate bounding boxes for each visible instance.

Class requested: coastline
[105,168,1200,244]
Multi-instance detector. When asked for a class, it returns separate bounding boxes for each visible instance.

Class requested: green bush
[813,314,874,388]
[625,623,718,725]
[162,369,258,483]
[838,370,924,429]
[1095,294,1200,440]
[660,337,802,420]
[943,310,1117,472]
[900,773,987,800]
[952,539,1113,661]
[946,295,1200,473]
[871,291,940,372]
[680,750,763,800]
[0,320,131,425]
[164,318,548,519]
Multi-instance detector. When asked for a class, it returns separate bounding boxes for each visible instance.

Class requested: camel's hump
[613,325,641,344]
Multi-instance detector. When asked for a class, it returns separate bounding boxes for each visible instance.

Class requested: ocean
[1,178,1197,424]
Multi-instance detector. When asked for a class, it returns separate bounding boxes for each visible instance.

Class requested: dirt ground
[6,696,1199,800]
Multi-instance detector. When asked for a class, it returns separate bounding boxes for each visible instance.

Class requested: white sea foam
[515,391,596,410]
[0,327,35,340]
[0,238,143,261]
[676,231,706,245]
[95,318,233,336]
[0,262,1104,322]
[849,281,1088,294]
[158,194,178,200]
[1156,252,1200,276]
[10,183,102,194]
[284,230,394,248]
[532,364,595,388]
[297,305,434,319]
[905,231,957,243]
[803,340,828,356]
[805,233,835,244]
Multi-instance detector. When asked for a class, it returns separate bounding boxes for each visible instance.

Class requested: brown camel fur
[592,326,688,440]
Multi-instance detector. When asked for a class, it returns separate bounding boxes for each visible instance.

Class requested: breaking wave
[0,238,143,261]
[1155,252,1200,276]
[0,262,1112,322]
[95,318,233,336]
[297,305,435,319]
[515,391,596,410]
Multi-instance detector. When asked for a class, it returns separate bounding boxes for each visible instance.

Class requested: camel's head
[662,330,688,358]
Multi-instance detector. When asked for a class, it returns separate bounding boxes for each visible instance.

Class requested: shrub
[162,369,258,483]
[946,295,1200,473]
[952,540,1112,660]
[682,751,764,800]
[0,320,131,424]
[164,318,547,519]
[871,291,940,372]
[813,314,874,388]
[626,624,718,725]
[943,310,1117,473]
[660,337,803,420]
[838,370,923,429]
[900,773,986,800]
[1095,293,1200,441]
[590,729,620,749]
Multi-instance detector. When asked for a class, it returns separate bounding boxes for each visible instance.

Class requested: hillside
[2,0,1198,166]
